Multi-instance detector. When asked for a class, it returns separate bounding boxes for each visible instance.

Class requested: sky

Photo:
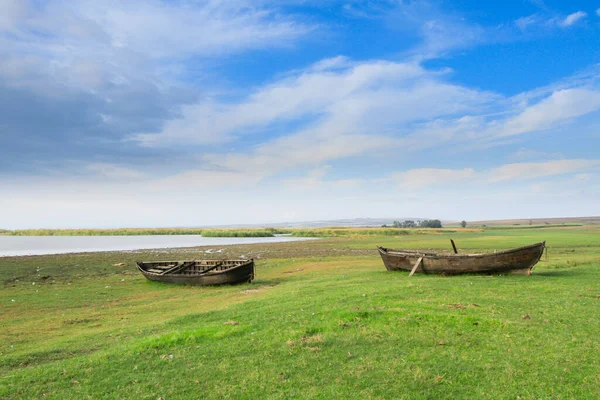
[1,0,600,229]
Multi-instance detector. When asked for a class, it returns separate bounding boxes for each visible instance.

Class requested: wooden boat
[378,241,545,276]
[136,259,254,285]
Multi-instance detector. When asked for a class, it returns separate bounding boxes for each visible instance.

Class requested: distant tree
[419,219,442,228]
[381,224,388,228]
[460,220,467,228]
[392,221,401,228]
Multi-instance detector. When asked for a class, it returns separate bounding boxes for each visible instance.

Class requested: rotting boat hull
[378,242,545,275]
[136,259,254,285]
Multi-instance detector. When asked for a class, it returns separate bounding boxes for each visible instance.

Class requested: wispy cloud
[559,11,587,27]
[393,159,600,188]
[496,88,600,137]
[515,10,589,31]
[86,163,144,180]
[132,58,492,148]
[509,148,564,161]
[393,168,476,188]
[515,14,540,31]
[128,54,600,187]
[2,0,311,60]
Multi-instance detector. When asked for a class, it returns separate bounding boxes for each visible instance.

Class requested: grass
[288,227,480,237]
[1,225,600,398]
[480,223,584,230]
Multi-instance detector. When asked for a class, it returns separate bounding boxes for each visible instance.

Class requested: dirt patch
[578,294,600,299]
[125,239,376,261]
[241,284,278,294]
[301,334,324,344]
[63,318,98,325]
[282,268,304,274]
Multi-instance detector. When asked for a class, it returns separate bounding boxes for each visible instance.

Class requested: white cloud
[0,0,313,95]
[134,58,497,183]
[3,0,310,60]
[515,14,539,30]
[393,168,476,188]
[559,11,587,27]
[284,165,331,189]
[497,88,600,137]
[203,132,397,185]
[401,85,600,151]
[0,0,30,29]
[131,56,600,187]
[310,56,352,71]
[152,169,264,190]
[283,166,365,190]
[489,160,600,182]
[509,148,564,161]
[514,10,590,31]
[573,173,592,182]
[392,160,600,188]
[86,163,144,180]
[133,60,440,146]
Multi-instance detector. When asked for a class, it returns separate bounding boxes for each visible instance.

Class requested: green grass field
[1,226,600,399]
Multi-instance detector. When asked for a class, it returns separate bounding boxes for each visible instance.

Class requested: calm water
[0,235,315,257]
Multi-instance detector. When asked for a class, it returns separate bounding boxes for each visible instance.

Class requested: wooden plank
[409,256,423,277]
[160,261,194,275]
[450,239,458,254]
[148,268,164,273]
[197,262,224,275]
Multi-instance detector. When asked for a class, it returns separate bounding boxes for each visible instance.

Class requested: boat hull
[378,242,545,275]
[136,259,254,285]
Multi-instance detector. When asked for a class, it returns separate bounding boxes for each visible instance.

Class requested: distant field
[1,225,600,398]
[464,216,600,226]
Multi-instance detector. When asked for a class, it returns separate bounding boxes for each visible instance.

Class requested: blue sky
[1,0,600,228]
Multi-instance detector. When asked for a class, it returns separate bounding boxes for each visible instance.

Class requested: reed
[3,228,204,236]
[200,229,275,237]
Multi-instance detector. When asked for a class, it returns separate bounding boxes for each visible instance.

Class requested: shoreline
[0,236,320,258]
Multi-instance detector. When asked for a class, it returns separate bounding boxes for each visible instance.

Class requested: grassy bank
[201,229,279,237]
[1,226,600,398]
[0,228,292,237]
[0,227,474,238]
[479,223,584,230]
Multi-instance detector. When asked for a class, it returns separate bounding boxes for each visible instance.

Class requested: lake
[0,235,316,257]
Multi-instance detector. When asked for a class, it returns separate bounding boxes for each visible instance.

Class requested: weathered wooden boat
[378,241,545,276]
[136,259,254,285]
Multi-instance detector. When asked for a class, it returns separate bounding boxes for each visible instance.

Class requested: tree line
[382,219,443,228]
